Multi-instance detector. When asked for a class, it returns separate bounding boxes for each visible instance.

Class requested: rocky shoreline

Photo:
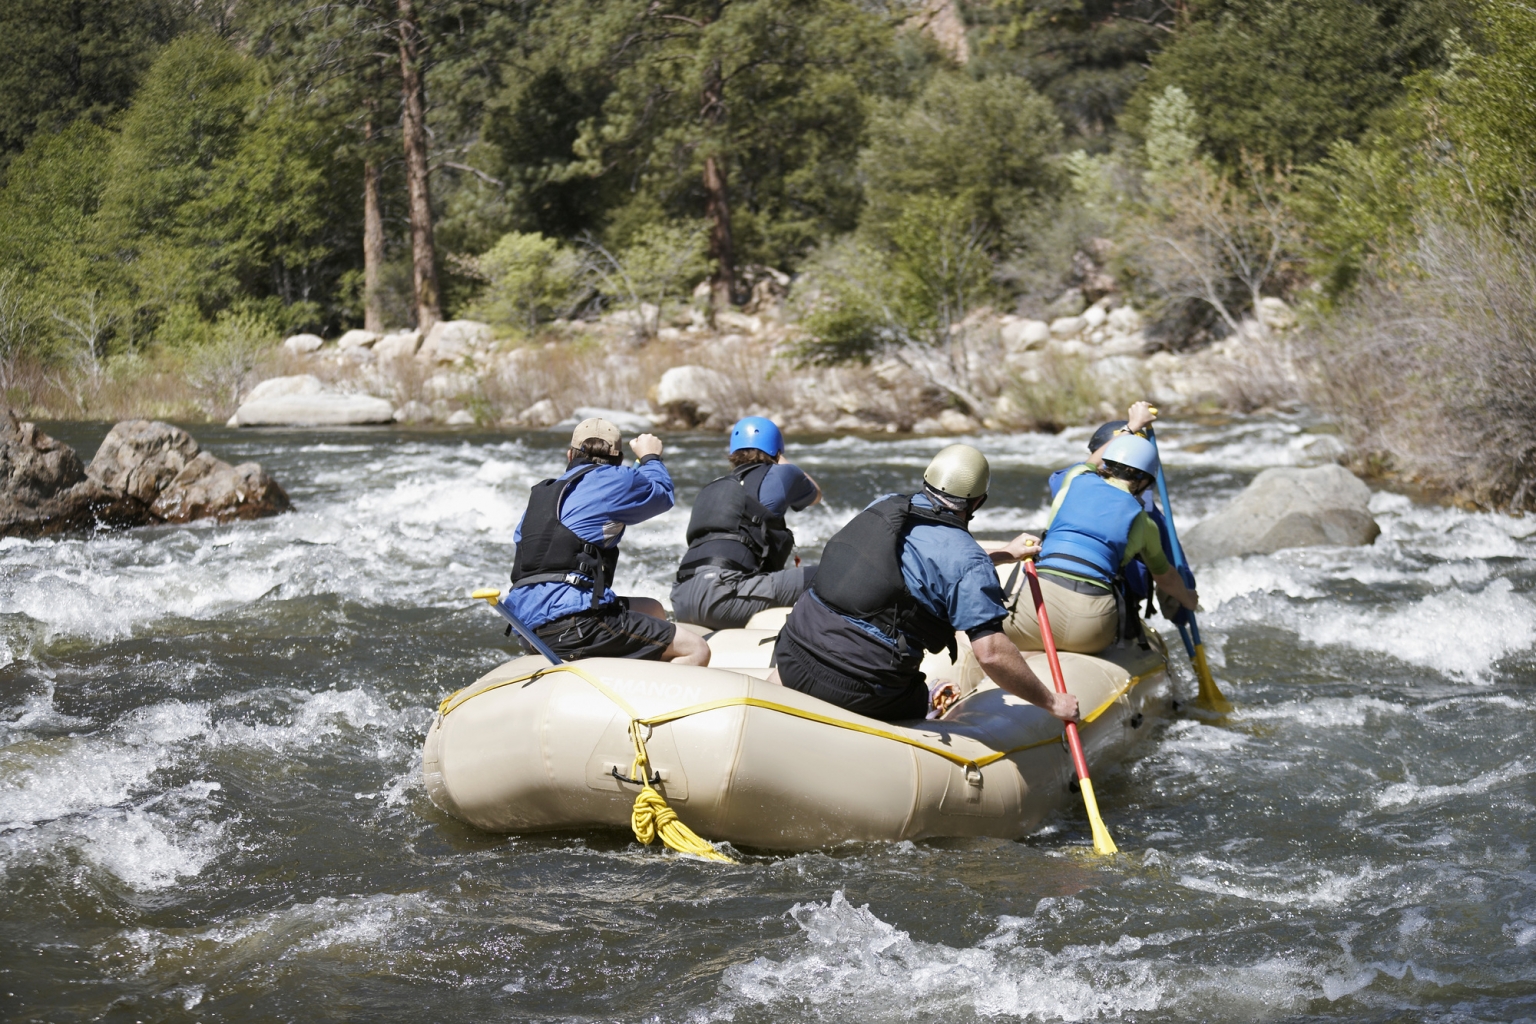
[240,292,1300,435]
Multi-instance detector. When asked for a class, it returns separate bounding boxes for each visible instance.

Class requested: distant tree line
[1,0,1527,422]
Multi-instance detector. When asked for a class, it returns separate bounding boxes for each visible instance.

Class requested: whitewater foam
[705,891,1338,1022]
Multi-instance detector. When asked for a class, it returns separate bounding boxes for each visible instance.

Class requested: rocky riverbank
[240,292,1300,435]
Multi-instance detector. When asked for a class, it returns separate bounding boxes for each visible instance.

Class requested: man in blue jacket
[507,417,710,665]
[769,445,1079,725]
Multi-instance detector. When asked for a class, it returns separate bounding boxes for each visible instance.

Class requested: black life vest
[676,463,794,581]
[810,494,964,661]
[509,462,619,610]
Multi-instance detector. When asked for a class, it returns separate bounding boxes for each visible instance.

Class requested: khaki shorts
[999,567,1117,654]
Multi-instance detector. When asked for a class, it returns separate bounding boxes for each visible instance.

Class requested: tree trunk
[397,0,440,333]
[700,64,735,320]
[362,116,386,334]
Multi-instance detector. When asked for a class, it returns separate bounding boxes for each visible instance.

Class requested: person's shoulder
[766,461,809,482]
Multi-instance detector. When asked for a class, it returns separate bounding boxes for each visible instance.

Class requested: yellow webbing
[437,663,1152,859]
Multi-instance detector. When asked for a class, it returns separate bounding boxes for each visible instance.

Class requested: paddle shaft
[1145,427,1230,711]
[1023,561,1091,782]
[473,589,565,665]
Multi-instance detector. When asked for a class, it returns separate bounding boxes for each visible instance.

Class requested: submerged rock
[0,411,289,537]
[229,375,394,427]
[1182,464,1380,561]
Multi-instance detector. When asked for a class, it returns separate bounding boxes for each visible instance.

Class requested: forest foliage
[1,0,1534,504]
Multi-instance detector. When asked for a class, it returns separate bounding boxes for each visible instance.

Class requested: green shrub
[468,231,584,334]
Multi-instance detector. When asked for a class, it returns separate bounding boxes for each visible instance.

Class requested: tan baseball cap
[570,416,622,453]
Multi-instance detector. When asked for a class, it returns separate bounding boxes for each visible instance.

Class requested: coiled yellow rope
[624,719,734,862]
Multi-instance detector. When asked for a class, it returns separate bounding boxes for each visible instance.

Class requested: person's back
[769,445,1081,728]
[1006,435,1197,654]
[507,418,709,665]
[671,417,820,629]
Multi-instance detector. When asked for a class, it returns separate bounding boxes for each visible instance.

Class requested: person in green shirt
[998,434,1198,653]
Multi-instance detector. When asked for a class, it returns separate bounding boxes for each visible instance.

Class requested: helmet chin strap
[924,485,987,519]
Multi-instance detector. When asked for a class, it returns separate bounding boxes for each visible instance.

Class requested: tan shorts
[999,567,1117,654]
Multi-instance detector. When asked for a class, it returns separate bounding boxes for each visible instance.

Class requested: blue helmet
[1100,434,1160,477]
[729,416,784,457]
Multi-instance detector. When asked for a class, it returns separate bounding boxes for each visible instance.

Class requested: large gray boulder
[0,412,143,536]
[1182,464,1380,561]
[88,420,291,523]
[0,411,289,537]
[229,375,394,427]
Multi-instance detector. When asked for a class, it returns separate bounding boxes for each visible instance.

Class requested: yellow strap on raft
[437,662,1152,860]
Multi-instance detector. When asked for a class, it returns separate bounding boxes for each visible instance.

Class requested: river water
[2,418,1533,1023]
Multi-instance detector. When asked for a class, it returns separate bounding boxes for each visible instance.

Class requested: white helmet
[1099,434,1160,477]
[923,444,990,500]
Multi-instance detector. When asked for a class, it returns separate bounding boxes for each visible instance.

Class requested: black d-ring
[611,765,662,786]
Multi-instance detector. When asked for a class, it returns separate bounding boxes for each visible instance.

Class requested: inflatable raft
[423,612,1170,852]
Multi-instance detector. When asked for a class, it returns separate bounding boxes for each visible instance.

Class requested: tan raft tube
[423,610,1171,851]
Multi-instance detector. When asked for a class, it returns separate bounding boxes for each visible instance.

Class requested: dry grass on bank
[1305,218,1536,509]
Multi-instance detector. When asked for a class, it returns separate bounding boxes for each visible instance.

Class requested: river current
[2,418,1533,1023]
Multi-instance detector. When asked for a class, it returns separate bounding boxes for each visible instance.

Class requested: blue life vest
[1037,473,1143,586]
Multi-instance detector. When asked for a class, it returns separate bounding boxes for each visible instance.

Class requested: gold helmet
[923,444,990,500]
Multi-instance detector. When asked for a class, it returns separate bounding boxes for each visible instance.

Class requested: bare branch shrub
[0,270,39,398]
[1307,215,1536,508]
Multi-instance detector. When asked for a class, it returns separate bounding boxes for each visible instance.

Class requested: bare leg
[664,627,710,665]
[765,667,782,685]
[624,594,709,664]
[628,596,667,620]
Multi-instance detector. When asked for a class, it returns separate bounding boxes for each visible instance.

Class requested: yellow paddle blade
[471,588,501,603]
[1077,777,1120,856]
[1191,644,1233,713]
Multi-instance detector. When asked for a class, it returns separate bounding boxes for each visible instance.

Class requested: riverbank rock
[229,375,395,427]
[88,420,291,523]
[419,320,491,364]
[1182,464,1380,561]
[374,330,422,360]
[655,365,734,427]
[283,333,324,355]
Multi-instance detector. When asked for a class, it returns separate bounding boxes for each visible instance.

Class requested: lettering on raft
[605,676,706,708]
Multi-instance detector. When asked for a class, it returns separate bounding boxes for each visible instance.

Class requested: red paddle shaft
[1024,560,1092,782]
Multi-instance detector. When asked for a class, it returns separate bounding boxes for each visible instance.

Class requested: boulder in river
[229,375,395,427]
[88,420,291,523]
[0,411,289,537]
[0,411,144,536]
[1182,464,1380,561]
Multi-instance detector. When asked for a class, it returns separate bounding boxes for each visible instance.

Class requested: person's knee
[628,596,667,620]
[666,627,711,665]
